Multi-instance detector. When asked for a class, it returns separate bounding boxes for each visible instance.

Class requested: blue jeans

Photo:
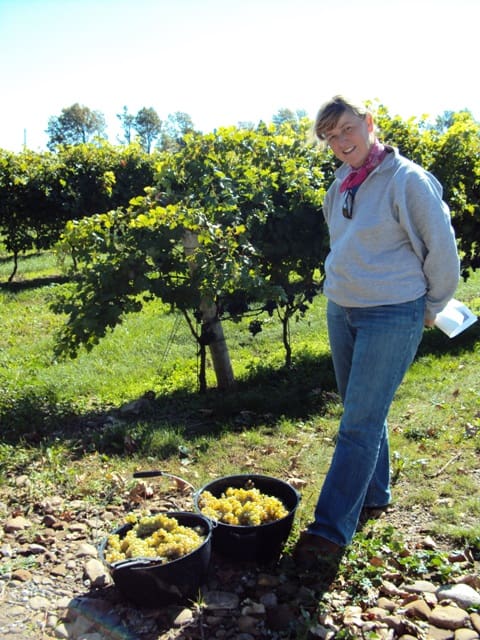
[307,297,425,546]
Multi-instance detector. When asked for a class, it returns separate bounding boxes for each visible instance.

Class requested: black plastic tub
[194,474,300,563]
[98,511,212,607]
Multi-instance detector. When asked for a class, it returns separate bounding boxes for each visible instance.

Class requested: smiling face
[324,111,375,168]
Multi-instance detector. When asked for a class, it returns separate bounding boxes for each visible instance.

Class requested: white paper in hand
[434,299,477,338]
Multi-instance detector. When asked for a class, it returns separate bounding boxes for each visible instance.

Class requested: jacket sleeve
[395,167,460,322]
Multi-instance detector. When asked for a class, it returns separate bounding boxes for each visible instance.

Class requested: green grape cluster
[104,513,205,564]
[198,484,288,526]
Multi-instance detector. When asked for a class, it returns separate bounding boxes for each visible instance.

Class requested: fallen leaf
[369,555,384,567]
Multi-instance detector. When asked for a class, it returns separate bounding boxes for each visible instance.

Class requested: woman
[294,96,460,563]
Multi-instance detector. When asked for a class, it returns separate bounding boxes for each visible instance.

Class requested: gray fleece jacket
[322,147,460,322]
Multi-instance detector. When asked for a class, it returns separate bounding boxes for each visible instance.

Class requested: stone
[54,596,72,610]
[84,558,109,587]
[381,580,408,597]
[15,475,31,487]
[454,629,480,640]
[429,605,470,630]
[404,579,437,594]
[343,605,363,626]
[307,624,336,639]
[76,542,98,557]
[204,590,240,610]
[173,608,193,626]
[377,596,396,612]
[29,595,50,610]
[5,516,31,532]
[380,615,407,634]
[437,584,480,609]
[241,602,265,615]
[237,615,259,633]
[365,606,389,619]
[12,568,32,581]
[46,613,58,628]
[265,603,296,631]
[471,612,480,635]
[403,598,432,620]
[449,550,470,563]
[402,592,423,605]
[426,626,454,640]
[425,591,439,607]
[50,564,68,577]
[52,622,69,639]
[39,496,64,513]
[259,591,277,608]
[456,575,480,590]
[423,536,438,549]
[42,514,58,528]
[68,522,88,533]
[257,573,279,587]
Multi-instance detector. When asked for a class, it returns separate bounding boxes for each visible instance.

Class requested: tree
[272,108,308,131]
[117,106,135,144]
[434,110,456,133]
[237,121,256,131]
[134,107,162,153]
[159,112,195,151]
[46,103,106,150]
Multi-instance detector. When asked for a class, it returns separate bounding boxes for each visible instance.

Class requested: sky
[0,0,478,152]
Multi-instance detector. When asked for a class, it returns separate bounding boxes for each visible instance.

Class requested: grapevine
[104,513,205,564]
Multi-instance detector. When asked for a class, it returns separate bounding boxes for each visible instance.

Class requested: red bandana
[340,140,387,193]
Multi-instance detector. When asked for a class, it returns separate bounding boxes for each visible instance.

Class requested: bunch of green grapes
[198,485,288,526]
[104,513,205,564]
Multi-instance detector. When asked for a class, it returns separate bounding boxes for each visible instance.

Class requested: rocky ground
[1,476,479,640]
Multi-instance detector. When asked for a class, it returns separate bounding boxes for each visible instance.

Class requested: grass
[1,250,479,578]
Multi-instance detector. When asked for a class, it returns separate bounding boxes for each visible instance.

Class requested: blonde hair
[313,95,369,142]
